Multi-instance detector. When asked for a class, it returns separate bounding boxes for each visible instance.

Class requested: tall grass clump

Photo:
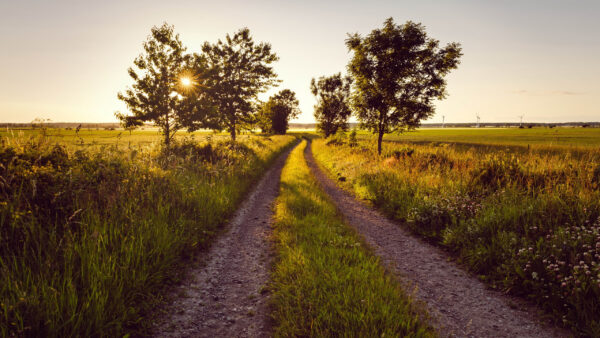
[312,138,600,335]
[0,133,295,337]
[269,140,433,337]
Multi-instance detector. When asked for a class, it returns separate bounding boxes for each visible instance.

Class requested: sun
[180,77,192,86]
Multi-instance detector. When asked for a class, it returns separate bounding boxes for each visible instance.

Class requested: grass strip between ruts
[269,140,434,337]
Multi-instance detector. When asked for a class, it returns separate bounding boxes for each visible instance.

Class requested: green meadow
[357,127,600,149]
[0,128,237,148]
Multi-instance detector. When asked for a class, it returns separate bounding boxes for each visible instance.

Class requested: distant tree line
[117,23,300,147]
[285,122,600,129]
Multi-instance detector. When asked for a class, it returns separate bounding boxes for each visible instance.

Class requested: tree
[256,100,271,133]
[257,89,300,134]
[116,114,140,136]
[310,73,352,137]
[346,18,462,154]
[270,89,300,134]
[117,23,213,148]
[202,28,279,141]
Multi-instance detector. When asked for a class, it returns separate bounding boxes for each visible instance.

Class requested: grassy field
[357,127,600,150]
[0,129,296,336]
[269,140,433,337]
[313,130,600,336]
[0,128,242,149]
[4,126,600,336]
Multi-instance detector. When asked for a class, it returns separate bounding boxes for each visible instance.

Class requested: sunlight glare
[181,77,192,86]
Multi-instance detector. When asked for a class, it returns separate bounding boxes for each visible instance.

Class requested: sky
[0,0,599,124]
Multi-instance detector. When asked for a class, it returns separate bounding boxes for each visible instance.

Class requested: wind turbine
[442,115,445,128]
[518,114,524,127]
[476,114,481,128]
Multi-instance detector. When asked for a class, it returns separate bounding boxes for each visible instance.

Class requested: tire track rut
[152,142,298,338]
[305,140,569,338]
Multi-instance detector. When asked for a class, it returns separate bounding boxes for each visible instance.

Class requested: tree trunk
[377,111,386,155]
[377,127,384,155]
[231,119,236,142]
[164,115,170,149]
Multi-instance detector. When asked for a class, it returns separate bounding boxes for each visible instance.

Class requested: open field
[312,131,600,335]
[8,126,598,150]
[2,127,599,336]
[0,128,241,148]
[0,130,296,336]
[357,127,600,150]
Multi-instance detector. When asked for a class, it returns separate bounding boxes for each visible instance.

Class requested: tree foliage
[202,28,279,141]
[346,18,462,154]
[117,23,213,147]
[310,73,352,137]
[257,89,300,134]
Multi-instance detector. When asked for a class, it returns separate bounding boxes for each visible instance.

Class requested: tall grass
[312,136,600,336]
[269,140,433,337]
[0,133,296,337]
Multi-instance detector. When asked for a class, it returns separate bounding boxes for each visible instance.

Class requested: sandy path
[305,141,570,338]
[151,143,297,338]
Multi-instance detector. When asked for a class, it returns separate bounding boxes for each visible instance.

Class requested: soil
[151,143,297,338]
[304,141,571,338]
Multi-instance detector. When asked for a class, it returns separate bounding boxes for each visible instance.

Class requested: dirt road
[151,143,297,338]
[305,141,569,338]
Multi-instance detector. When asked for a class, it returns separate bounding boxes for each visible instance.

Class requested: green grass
[0,132,296,337]
[0,127,241,149]
[357,127,600,150]
[269,140,434,337]
[312,135,600,336]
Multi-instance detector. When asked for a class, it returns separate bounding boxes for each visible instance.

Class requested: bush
[390,148,414,159]
[325,131,347,146]
[348,129,358,147]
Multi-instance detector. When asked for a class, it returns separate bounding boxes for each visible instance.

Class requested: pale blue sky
[1,0,599,123]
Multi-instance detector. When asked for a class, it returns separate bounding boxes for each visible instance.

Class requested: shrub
[325,131,347,146]
[390,148,414,159]
[348,129,358,147]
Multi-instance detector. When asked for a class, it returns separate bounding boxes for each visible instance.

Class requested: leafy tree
[270,89,300,134]
[310,73,352,137]
[257,89,300,134]
[256,100,271,133]
[346,18,462,154]
[177,53,219,132]
[117,23,213,148]
[118,117,139,136]
[202,28,279,141]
